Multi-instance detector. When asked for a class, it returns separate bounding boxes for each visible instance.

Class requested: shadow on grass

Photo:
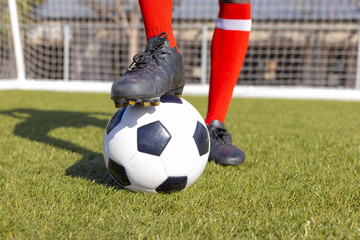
[0,108,119,187]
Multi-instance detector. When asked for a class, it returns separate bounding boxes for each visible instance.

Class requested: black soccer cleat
[111,32,185,108]
[208,120,246,165]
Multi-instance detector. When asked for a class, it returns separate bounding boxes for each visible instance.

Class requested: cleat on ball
[151,101,160,106]
[111,32,185,107]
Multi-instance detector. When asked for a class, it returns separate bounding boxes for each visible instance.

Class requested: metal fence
[1,0,360,89]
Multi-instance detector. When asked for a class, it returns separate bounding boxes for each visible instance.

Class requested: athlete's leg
[110,1,184,107]
[138,0,177,49]
[205,0,251,125]
[206,0,251,165]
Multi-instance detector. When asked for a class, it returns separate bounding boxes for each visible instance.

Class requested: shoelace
[127,32,170,72]
[209,127,233,145]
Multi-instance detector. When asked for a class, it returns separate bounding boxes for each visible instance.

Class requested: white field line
[1,80,360,101]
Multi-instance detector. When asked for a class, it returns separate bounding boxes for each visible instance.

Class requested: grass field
[0,90,360,239]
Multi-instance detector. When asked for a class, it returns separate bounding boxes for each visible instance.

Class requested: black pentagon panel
[156,176,187,193]
[160,95,183,104]
[137,121,172,156]
[106,108,126,134]
[108,158,131,186]
[193,121,210,156]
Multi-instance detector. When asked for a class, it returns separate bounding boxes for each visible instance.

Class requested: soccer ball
[103,95,210,193]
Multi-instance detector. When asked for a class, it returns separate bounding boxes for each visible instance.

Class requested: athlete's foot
[111,32,185,108]
[208,120,246,165]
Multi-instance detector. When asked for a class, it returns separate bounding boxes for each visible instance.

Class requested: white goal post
[8,0,25,81]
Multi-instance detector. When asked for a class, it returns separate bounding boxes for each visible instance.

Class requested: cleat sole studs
[113,96,162,108]
[116,103,127,108]
[151,101,160,106]
[115,103,126,108]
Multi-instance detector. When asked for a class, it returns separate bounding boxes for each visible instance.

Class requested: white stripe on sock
[215,17,252,31]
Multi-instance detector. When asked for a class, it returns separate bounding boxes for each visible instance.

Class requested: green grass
[1,90,360,239]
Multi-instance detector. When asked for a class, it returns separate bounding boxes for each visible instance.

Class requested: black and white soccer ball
[103,95,210,193]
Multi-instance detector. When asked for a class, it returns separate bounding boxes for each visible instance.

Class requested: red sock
[205,3,251,125]
[138,0,177,49]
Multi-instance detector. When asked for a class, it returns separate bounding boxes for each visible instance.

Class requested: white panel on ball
[103,136,110,168]
[121,105,158,128]
[186,151,209,189]
[160,137,200,176]
[182,99,206,122]
[157,107,197,137]
[126,152,168,191]
[107,122,138,165]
